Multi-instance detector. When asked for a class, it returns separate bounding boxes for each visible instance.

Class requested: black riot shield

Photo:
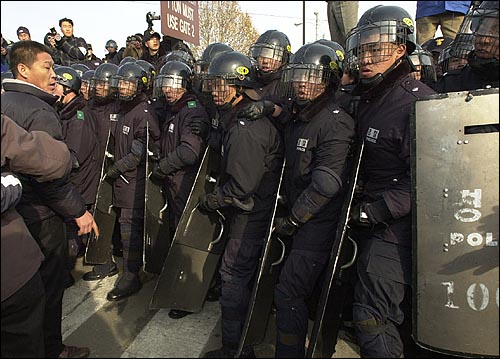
[149,146,224,312]
[411,89,499,357]
[305,141,364,358]
[236,160,287,356]
[143,122,170,274]
[84,129,117,265]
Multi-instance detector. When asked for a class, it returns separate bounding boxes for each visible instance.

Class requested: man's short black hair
[59,17,74,27]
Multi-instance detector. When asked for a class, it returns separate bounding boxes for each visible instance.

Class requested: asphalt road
[62,256,360,358]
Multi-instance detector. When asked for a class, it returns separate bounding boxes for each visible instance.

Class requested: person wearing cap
[16,26,31,41]
[140,29,166,71]
[82,43,102,69]
[51,17,89,66]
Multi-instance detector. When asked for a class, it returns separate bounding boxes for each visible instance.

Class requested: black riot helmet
[54,66,82,95]
[70,63,90,77]
[249,30,291,79]
[409,44,437,84]
[345,5,416,90]
[159,50,196,70]
[196,42,233,74]
[279,43,344,105]
[90,62,119,100]
[202,50,256,109]
[154,60,193,102]
[205,50,255,88]
[135,59,156,91]
[113,62,148,101]
[313,39,346,75]
[119,56,137,66]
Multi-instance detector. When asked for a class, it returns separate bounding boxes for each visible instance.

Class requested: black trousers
[28,216,67,358]
[1,271,45,358]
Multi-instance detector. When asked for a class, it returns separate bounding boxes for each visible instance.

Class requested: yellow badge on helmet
[236,66,249,76]
[63,73,73,80]
[436,38,444,46]
[142,76,148,84]
[402,17,413,27]
[329,61,339,71]
[286,45,292,53]
[335,50,345,61]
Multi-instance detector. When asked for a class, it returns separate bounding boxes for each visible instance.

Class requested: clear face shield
[346,21,403,68]
[112,75,140,101]
[154,75,187,103]
[89,78,115,99]
[279,64,329,103]
[473,14,499,60]
[201,75,237,107]
[249,44,286,73]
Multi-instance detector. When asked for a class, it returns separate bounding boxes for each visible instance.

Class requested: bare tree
[190,1,260,59]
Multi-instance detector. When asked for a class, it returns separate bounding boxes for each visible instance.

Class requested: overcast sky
[1,1,418,59]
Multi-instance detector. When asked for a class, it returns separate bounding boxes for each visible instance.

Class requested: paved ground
[62,256,360,358]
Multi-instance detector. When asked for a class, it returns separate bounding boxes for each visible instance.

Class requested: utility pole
[314,11,319,41]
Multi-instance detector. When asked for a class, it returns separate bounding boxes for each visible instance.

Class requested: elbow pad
[291,166,342,223]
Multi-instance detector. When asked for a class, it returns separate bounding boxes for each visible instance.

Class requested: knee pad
[353,303,386,335]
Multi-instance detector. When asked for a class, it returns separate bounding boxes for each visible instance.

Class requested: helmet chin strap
[359,57,403,91]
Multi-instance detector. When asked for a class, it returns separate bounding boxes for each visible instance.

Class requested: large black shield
[85,129,116,265]
[149,146,224,312]
[411,89,499,357]
[143,122,171,274]
[305,141,364,358]
[236,160,287,356]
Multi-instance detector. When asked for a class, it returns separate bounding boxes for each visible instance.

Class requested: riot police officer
[200,51,284,358]
[434,1,499,92]
[271,42,356,358]
[237,30,292,123]
[103,62,161,301]
[344,5,436,357]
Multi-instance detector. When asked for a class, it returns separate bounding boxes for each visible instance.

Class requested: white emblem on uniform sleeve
[168,123,175,133]
[123,125,130,135]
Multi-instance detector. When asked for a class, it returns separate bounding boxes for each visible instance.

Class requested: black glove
[106,164,122,180]
[237,100,275,121]
[148,143,161,162]
[349,202,371,227]
[350,199,392,226]
[190,118,210,140]
[273,215,300,237]
[198,188,232,212]
[198,192,221,212]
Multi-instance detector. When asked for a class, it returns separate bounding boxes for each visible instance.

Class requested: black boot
[168,309,193,319]
[82,261,118,281]
[106,272,142,301]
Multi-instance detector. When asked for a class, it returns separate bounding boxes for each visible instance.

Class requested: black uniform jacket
[1,114,71,301]
[217,94,284,239]
[1,79,87,224]
[159,92,209,218]
[433,64,500,93]
[112,94,161,209]
[60,96,100,205]
[283,92,355,250]
[356,61,436,239]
